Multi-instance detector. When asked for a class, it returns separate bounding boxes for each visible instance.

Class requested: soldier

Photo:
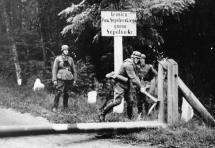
[52,45,77,112]
[99,51,146,122]
[136,54,157,117]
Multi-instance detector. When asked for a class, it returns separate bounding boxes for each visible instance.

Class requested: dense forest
[0,0,215,115]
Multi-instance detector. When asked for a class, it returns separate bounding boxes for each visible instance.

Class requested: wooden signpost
[101,11,137,72]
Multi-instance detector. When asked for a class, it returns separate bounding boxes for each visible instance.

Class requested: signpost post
[101,11,137,72]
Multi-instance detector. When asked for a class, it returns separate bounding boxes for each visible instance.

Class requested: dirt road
[0,108,155,148]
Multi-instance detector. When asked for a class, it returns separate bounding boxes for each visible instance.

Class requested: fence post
[167,59,179,124]
[158,60,166,123]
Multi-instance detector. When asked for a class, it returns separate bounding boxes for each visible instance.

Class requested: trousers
[53,79,73,108]
[102,83,134,119]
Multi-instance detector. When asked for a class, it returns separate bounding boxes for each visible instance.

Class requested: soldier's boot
[137,94,145,118]
[99,98,121,122]
[63,92,69,109]
[98,112,106,122]
[137,104,143,115]
[127,102,134,120]
[52,91,61,112]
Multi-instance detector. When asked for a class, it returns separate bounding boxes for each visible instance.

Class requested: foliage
[59,0,195,78]
[115,120,215,147]
[160,0,215,109]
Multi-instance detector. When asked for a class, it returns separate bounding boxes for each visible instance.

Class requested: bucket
[113,98,124,113]
[87,91,97,104]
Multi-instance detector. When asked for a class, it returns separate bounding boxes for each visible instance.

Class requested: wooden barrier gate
[1,59,215,137]
[158,59,215,126]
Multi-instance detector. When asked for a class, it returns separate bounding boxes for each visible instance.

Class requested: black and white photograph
[0,0,215,147]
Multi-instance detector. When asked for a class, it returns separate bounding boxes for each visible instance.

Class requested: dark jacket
[117,58,142,89]
[138,64,157,82]
[52,55,77,82]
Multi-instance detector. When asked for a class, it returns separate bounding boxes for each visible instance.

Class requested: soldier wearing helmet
[99,51,146,122]
[136,54,157,118]
[52,45,77,112]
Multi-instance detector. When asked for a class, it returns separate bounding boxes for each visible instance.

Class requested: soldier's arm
[150,64,158,77]
[124,63,142,89]
[52,57,59,82]
[71,58,77,81]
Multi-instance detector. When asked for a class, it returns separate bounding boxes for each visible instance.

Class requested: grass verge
[0,75,215,147]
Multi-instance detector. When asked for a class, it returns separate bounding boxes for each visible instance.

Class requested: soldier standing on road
[136,54,157,117]
[52,45,77,112]
[99,51,146,122]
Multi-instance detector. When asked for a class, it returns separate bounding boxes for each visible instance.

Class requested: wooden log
[148,103,158,115]
[178,77,215,126]
[142,90,158,102]
[0,121,167,137]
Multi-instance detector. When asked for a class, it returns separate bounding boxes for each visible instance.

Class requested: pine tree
[58,0,195,78]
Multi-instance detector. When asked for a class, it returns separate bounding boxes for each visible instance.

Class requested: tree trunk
[2,2,22,85]
[37,0,48,70]
[40,33,48,70]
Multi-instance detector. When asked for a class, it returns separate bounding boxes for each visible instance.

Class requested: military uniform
[136,64,157,115]
[100,58,142,121]
[52,54,77,109]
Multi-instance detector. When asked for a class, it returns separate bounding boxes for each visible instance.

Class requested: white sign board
[101,11,136,37]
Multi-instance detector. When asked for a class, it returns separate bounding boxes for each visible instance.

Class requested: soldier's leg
[143,97,149,114]
[99,85,124,121]
[53,90,62,109]
[103,91,123,114]
[63,80,71,108]
[99,84,114,112]
[53,80,64,110]
[137,92,145,114]
[125,88,134,120]
[63,92,69,108]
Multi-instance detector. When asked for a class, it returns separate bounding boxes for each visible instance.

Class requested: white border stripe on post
[0,121,167,137]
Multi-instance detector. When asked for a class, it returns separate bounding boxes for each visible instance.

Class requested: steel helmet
[141,54,146,59]
[131,51,141,59]
[61,45,69,51]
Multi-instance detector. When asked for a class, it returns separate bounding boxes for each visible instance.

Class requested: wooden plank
[0,121,167,137]
[167,59,179,124]
[158,61,165,123]
[178,77,215,126]
[172,60,179,123]
[167,61,173,124]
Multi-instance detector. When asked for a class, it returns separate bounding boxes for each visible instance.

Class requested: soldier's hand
[140,87,146,93]
[112,74,117,79]
[53,81,57,86]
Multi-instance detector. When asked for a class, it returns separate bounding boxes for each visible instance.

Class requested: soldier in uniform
[99,51,146,122]
[136,54,157,117]
[52,45,77,112]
